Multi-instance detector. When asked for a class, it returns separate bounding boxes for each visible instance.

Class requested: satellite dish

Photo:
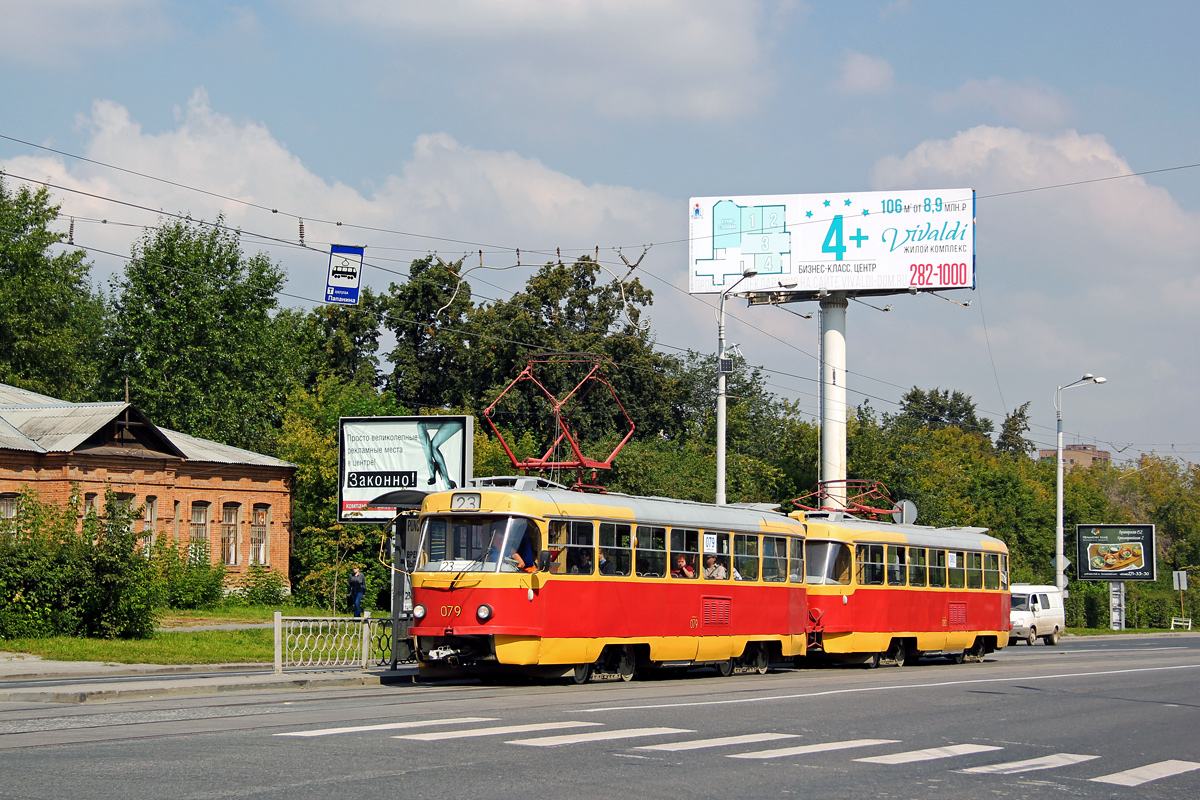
[891,499,918,525]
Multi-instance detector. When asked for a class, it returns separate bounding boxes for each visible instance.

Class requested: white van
[1009,584,1066,645]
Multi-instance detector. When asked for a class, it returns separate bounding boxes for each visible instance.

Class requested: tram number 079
[440,605,461,618]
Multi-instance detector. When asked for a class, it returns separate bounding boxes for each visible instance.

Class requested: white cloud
[0,0,171,66]
[931,78,1070,129]
[835,52,894,95]
[1,91,676,303]
[290,0,784,120]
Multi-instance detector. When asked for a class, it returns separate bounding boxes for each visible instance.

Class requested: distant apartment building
[0,383,295,582]
[1037,443,1111,471]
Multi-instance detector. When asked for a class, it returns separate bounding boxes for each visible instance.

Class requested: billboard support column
[820,292,848,509]
[1109,581,1125,631]
[390,520,401,671]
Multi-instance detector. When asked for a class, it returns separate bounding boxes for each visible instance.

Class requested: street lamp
[1054,373,1107,592]
[716,264,757,505]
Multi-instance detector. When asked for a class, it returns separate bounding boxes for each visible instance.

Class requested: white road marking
[508,727,693,747]
[857,743,1002,764]
[275,717,496,737]
[961,753,1099,774]
[1091,760,1200,786]
[395,721,600,741]
[581,663,1200,713]
[637,733,799,752]
[729,738,899,760]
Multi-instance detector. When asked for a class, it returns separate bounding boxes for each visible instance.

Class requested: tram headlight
[476,603,494,622]
[413,603,427,620]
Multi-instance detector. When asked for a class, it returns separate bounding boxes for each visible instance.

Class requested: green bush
[150,537,226,610]
[232,564,289,606]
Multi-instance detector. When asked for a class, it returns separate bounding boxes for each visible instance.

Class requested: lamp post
[716,265,757,505]
[1054,373,1106,592]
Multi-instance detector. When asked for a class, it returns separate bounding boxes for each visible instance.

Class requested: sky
[2,0,1199,469]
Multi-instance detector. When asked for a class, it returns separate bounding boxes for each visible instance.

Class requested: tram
[799,510,1010,666]
[407,477,809,682]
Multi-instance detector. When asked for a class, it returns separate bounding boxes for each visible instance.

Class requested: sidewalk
[0,650,416,705]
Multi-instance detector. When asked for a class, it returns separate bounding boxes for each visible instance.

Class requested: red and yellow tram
[408,477,809,681]
[799,510,1010,666]
[408,478,1009,681]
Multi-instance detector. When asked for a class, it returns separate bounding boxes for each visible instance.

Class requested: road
[1,635,1198,799]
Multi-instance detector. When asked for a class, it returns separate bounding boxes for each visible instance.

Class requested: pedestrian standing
[348,567,366,617]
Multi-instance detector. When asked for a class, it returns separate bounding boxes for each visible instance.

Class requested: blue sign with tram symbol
[326,244,364,305]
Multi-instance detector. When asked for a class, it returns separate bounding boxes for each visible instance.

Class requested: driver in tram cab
[672,554,696,578]
[704,554,727,580]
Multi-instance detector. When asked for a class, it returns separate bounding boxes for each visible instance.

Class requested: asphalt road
[1,635,1198,800]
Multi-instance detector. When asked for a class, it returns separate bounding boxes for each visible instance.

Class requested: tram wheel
[571,663,592,685]
[616,647,635,682]
[716,658,734,677]
[950,652,965,664]
[885,640,905,667]
[864,652,880,669]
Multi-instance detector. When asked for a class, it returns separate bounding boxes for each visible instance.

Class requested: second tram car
[408,477,809,681]
[800,510,1010,666]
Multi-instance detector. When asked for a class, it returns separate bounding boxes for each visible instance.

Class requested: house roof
[0,383,294,469]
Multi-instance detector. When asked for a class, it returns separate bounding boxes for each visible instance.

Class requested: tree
[0,176,107,400]
[996,402,1035,457]
[295,289,384,389]
[892,387,994,437]
[104,216,299,452]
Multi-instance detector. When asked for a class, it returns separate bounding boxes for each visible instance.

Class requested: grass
[2,629,275,664]
[159,604,331,627]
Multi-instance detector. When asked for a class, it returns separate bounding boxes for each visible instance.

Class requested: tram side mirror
[537,549,552,572]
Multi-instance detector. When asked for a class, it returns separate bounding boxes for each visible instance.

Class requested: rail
[273,612,402,673]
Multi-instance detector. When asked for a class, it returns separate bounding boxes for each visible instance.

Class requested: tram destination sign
[338,415,474,523]
[1076,524,1156,582]
[688,188,975,300]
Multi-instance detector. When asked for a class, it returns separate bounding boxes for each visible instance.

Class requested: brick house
[0,383,295,583]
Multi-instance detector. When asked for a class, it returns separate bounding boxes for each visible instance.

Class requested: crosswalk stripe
[275,717,497,737]
[638,733,799,752]
[857,744,1002,764]
[508,727,694,747]
[961,753,1099,774]
[395,721,600,741]
[1091,760,1200,786]
[729,739,900,760]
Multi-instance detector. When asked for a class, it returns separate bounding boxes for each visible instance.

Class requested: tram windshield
[806,540,852,585]
[417,515,538,573]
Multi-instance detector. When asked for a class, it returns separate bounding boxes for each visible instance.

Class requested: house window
[173,500,181,541]
[190,502,210,562]
[0,493,17,519]
[84,492,98,517]
[221,503,240,566]
[250,505,270,565]
[141,496,158,555]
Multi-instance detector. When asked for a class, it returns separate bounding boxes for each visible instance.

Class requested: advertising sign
[688,189,975,299]
[1076,524,1156,582]
[338,416,474,524]
[326,244,364,306]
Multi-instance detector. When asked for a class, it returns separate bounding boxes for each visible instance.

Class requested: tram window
[733,534,759,580]
[908,547,927,587]
[1000,553,1009,590]
[948,550,965,588]
[966,551,983,589]
[788,537,805,583]
[856,544,885,586]
[599,522,632,576]
[425,518,447,565]
[701,531,730,580]
[762,536,787,582]
[886,545,906,586]
[670,528,699,578]
[983,553,1000,590]
[806,541,852,585]
[635,525,667,578]
[928,549,947,587]
[558,520,594,575]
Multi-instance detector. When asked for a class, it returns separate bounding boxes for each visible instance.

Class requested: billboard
[689,189,975,299]
[338,416,474,524]
[1076,524,1157,582]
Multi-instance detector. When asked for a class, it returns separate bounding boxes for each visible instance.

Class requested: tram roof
[801,510,1003,550]
[428,477,804,532]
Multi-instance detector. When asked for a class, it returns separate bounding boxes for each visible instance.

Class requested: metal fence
[273,612,400,673]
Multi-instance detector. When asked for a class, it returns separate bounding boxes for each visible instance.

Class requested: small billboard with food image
[1076,524,1156,581]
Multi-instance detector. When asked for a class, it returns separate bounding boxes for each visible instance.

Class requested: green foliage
[892,386,994,437]
[149,537,226,610]
[80,490,158,639]
[0,175,107,401]
[232,564,289,607]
